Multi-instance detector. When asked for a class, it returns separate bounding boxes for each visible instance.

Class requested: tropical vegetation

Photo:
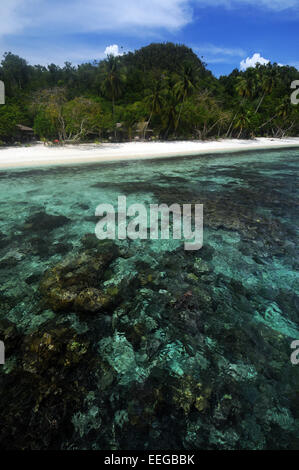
[0,42,298,144]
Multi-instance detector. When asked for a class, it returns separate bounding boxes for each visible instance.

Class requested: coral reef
[0,149,298,449]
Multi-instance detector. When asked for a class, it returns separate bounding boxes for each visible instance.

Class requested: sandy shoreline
[0,138,299,169]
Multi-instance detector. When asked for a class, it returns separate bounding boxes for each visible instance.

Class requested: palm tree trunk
[225,112,238,138]
[112,92,116,141]
[144,109,153,140]
[259,115,277,129]
[174,91,186,136]
[255,91,266,114]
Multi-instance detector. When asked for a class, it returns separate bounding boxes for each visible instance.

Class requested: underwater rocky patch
[0,234,298,450]
[0,149,298,449]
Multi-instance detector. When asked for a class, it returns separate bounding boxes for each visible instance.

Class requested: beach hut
[15,124,35,142]
[107,122,126,141]
[134,121,153,140]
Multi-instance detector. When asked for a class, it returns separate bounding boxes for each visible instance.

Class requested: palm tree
[235,75,252,100]
[255,67,276,114]
[163,89,179,139]
[234,110,251,138]
[173,62,200,135]
[274,96,294,137]
[143,74,166,138]
[276,95,292,119]
[101,55,125,139]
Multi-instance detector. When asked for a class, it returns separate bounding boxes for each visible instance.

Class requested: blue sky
[0,0,298,76]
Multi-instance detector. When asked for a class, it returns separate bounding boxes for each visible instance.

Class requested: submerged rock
[1,152,299,450]
[74,287,112,313]
[193,258,212,275]
[39,240,121,313]
[0,321,96,450]
[0,232,9,250]
[171,374,211,415]
[24,211,71,232]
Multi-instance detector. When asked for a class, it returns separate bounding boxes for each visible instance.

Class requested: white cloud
[0,1,298,66]
[195,44,245,57]
[19,46,108,66]
[195,0,299,11]
[0,0,192,39]
[240,53,270,70]
[193,44,246,65]
[0,0,192,64]
[0,0,299,43]
[193,44,246,64]
[104,45,123,57]
[0,1,27,35]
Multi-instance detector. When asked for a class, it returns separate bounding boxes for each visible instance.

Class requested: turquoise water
[0,148,298,449]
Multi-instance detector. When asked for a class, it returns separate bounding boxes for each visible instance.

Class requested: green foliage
[0,103,25,141]
[63,97,102,140]
[0,43,299,143]
[120,101,147,138]
[33,109,57,139]
[123,42,208,79]
[0,53,29,96]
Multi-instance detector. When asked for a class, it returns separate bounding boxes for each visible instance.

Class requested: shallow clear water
[0,148,298,450]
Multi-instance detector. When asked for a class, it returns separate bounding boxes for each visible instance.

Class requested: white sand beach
[0,138,299,169]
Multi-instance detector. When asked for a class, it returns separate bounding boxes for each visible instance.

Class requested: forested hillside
[0,42,298,143]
